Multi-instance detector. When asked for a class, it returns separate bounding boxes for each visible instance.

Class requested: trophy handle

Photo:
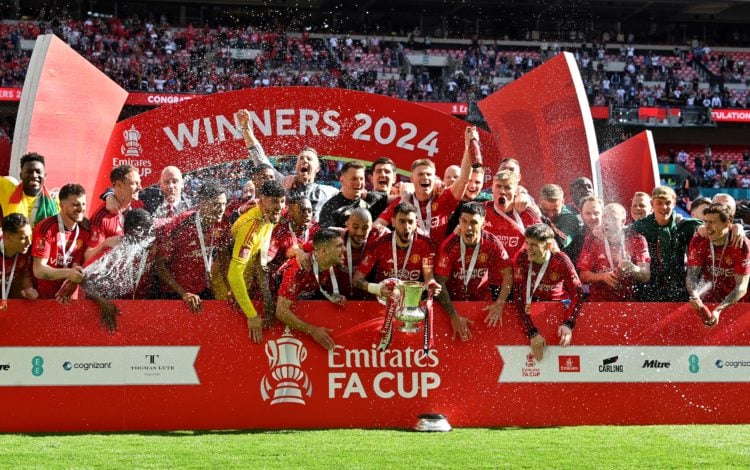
[265,340,279,367]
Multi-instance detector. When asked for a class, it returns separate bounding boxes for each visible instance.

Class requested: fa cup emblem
[121,125,143,157]
[261,327,312,405]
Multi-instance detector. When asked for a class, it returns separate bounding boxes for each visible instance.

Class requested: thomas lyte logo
[261,328,312,405]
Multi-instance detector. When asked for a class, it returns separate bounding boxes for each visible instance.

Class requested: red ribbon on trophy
[422,291,434,355]
[377,279,402,351]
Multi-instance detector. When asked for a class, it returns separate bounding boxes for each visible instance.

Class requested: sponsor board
[0,347,199,386]
[496,346,750,383]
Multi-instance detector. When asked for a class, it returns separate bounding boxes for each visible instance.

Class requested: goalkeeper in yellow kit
[228,180,286,343]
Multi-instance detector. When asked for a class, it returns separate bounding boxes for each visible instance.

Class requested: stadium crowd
[2,115,748,360]
[1,14,748,110]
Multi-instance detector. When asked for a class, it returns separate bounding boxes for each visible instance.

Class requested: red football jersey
[89,201,145,248]
[483,203,541,261]
[156,211,231,295]
[513,249,584,336]
[356,232,434,283]
[378,190,460,246]
[577,231,650,301]
[0,249,32,299]
[278,258,339,301]
[335,225,390,299]
[687,234,750,303]
[31,215,94,299]
[435,231,511,301]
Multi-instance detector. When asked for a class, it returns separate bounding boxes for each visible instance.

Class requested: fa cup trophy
[395,281,427,332]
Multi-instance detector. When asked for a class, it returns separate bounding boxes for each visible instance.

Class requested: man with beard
[375,127,476,247]
[86,165,144,262]
[141,166,191,220]
[319,161,389,228]
[369,157,397,195]
[0,213,37,300]
[482,170,542,262]
[237,109,336,220]
[77,209,156,332]
[155,182,231,311]
[435,203,512,341]
[276,228,347,350]
[630,186,703,301]
[32,184,93,299]
[0,152,58,227]
[538,183,583,259]
[228,180,286,343]
[565,177,595,217]
[354,202,441,299]
[513,223,583,361]
[687,203,750,326]
[335,207,389,300]
[578,203,650,301]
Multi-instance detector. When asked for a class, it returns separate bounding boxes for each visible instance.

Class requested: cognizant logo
[715,360,750,369]
[62,361,113,371]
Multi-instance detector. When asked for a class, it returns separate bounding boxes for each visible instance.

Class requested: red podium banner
[1,300,749,432]
[94,87,502,202]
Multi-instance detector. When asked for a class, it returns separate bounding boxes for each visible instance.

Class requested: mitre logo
[261,327,312,405]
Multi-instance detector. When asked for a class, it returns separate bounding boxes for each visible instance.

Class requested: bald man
[103,165,192,221]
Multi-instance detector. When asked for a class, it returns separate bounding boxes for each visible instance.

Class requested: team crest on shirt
[479,253,489,263]
[725,257,733,266]
[550,272,560,282]
[410,254,421,264]
[431,202,438,211]
[76,240,84,249]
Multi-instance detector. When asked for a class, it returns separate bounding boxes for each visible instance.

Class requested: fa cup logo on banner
[121,125,143,158]
[261,327,312,405]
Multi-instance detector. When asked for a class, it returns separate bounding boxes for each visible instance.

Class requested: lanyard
[194,212,215,275]
[312,254,340,303]
[495,206,525,233]
[57,215,79,267]
[391,232,414,279]
[345,234,366,289]
[288,222,310,249]
[709,236,729,284]
[412,194,432,236]
[260,223,272,269]
[526,251,551,306]
[460,236,481,291]
[0,242,18,301]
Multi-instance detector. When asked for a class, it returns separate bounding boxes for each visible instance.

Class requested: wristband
[367,283,382,296]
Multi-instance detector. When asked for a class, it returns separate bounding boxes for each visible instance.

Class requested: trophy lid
[415,413,452,432]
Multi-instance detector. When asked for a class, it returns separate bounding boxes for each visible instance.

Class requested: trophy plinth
[395,281,426,333]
